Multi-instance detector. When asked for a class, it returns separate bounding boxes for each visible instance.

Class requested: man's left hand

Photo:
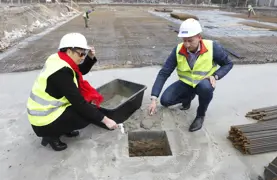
[209,76,216,88]
[88,46,95,58]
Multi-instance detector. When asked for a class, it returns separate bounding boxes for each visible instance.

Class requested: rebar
[228,118,277,155]
[257,175,264,180]
[252,105,277,112]
[262,157,277,180]
[245,105,277,121]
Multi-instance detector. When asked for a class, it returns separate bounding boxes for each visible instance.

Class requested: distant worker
[148,19,233,132]
[26,33,118,151]
[83,9,94,28]
[248,4,255,18]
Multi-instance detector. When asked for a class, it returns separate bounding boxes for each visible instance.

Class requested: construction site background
[1,0,277,71]
[0,2,81,51]
[0,0,276,6]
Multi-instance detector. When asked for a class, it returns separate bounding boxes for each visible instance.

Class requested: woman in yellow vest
[148,19,233,132]
[27,33,118,151]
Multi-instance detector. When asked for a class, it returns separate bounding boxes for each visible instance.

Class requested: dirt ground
[0,6,179,73]
[129,139,169,157]
[226,13,277,24]
[0,5,277,73]
[238,21,277,31]
[212,35,277,64]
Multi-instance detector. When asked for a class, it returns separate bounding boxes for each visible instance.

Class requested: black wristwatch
[213,75,219,80]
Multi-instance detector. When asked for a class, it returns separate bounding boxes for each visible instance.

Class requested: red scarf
[58,51,104,107]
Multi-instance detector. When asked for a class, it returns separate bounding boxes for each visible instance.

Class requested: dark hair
[59,48,68,52]
[59,47,84,52]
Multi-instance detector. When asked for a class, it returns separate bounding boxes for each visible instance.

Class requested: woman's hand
[88,46,95,58]
[101,116,118,130]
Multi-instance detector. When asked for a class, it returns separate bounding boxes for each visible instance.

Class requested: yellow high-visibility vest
[26,53,78,126]
[176,39,217,88]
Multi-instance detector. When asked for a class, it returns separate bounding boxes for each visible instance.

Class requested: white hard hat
[178,18,202,38]
[58,33,91,50]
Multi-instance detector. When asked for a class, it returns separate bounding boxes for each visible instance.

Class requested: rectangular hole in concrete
[128,130,172,157]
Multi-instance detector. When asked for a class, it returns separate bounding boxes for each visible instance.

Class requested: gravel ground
[0,6,277,73]
[150,9,277,37]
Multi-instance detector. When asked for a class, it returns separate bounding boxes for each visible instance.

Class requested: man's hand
[148,100,157,115]
[209,76,216,88]
[88,46,95,58]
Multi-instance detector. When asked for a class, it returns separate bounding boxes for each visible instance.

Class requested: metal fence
[0,0,51,3]
[0,0,275,7]
[0,0,67,4]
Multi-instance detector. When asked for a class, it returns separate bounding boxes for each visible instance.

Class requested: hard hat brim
[58,45,91,50]
[84,45,91,50]
[177,31,201,38]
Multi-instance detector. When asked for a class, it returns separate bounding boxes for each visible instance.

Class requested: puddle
[149,9,277,37]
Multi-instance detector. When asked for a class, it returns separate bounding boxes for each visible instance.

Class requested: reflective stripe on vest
[27,106,59,117]
[27,92,66,116]
[30,91,65,107]
[176,39,217,88]
[177,74,201,85]
[26,53,78,126]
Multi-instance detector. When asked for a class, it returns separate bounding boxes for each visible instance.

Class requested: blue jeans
[160,79,214,117]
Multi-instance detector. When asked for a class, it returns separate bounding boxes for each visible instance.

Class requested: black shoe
[41,137,67,151]
[180,102,191,110]
[180,94,195,110]
[65,131,79,137]
[189,116,205,132]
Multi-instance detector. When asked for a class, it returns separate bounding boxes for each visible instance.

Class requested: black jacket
[46,55,105,122]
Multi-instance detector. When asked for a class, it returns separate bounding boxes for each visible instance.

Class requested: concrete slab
[1,64,277,180]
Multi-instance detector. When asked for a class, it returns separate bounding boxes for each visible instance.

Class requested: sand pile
[170,12,199,21]
[154,8,173,13]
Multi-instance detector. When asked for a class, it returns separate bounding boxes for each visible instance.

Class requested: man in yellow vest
[148,19,233,132]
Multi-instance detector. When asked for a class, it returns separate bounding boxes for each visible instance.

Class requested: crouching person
[26,33,118,151]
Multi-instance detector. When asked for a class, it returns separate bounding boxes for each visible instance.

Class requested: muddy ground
[226,13,277,24]
[0,5,277,73]
[0,6,179,73]
[210,35,277,64]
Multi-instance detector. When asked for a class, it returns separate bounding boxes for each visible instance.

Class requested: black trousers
[32,106,105,137]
